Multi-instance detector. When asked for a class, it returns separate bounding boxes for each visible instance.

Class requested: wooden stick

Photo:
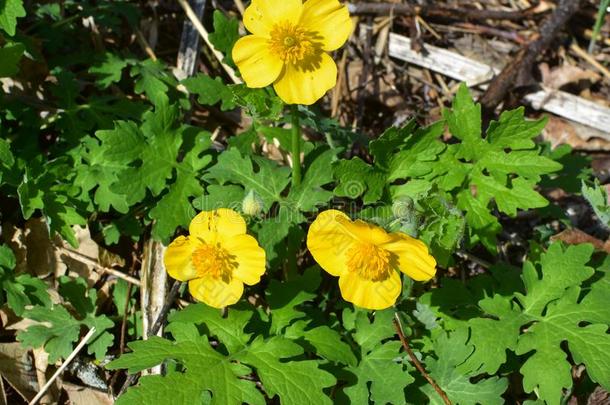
[116,281,184,397]
[176,0,206,79]
[570,42,610,81]
[388,34,610,136]
[347,1,543,21]
[176,0,241,84]
[58,248,141,286]
[479,0,583,111]
[234,0,245,15]
[393,315,451,405]
[135,28,158,61]
[140,240,167,376]
[29,327,97,405]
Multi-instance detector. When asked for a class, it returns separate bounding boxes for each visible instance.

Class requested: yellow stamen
[346,242,392,281]
[269,21,320,64]
[192,243,233,281]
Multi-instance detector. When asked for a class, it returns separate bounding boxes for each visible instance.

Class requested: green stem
[290,105,302,187]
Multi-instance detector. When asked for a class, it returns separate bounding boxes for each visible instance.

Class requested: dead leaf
[540,63,600,90]
[550,228,610,253]
[2,218,64,279]
[59,226,101,286]
[542,116,610,151]
[0,343,39,401]
[63,383,113,405]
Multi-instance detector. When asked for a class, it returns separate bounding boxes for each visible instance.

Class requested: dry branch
[388,34,610,137]
[348,2,542,21]
[479,0,584,111]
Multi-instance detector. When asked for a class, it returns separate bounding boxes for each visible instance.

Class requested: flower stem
[393,314,452,405]
[290,105,302,187]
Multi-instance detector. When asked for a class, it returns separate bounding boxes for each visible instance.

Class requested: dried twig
[29,328,97,405]
[479,0,583,112]
[135,27,157,61]
[393,315,451,405]
[176,0,206,79]
[176,0,241,84]
[348,2,542,22]
[140,240,167,375]
[148,281,184,336]
[570,42,610,81]
[58,247,141,286]
[116,281,184,397]
[388,34,610,135]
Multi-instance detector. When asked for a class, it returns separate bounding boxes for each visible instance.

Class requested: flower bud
[392,196,414,219]
[242,190,264,217]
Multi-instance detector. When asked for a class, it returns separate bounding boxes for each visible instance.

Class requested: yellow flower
[232,0,352,105]
[164,208,266,308]
[307,210,437,310]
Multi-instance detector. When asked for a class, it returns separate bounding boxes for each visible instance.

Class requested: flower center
[269,21,319,64]
[191,243,233,281]
[346,242,392,281]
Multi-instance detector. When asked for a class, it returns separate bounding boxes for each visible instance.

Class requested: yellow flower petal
[338,270,401,310]
[301,0,353,51]
[233,35,284,88]
[347,219,394,245]
[273,52,337,105]
[189,208,246,243]
[222,234,266,285]
[382,233,437,281]
[243,0,303,37]
[307,210,356,276]
[164,236,198,281]
[188,276,244,308]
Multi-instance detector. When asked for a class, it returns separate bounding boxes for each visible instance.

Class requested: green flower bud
[392,197,421,238]
[392,196,414,219]
[242,190,264,217]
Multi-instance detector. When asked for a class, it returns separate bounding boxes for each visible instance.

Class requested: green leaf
[458,243,610,405]
[284,320,357,366]
[487,107,547,150]
[266,270,320,334]
[130,59,176,107]
[231,85,283,121]
[87,108,211,241]
[388,121,446,181]
[419,328,508,405]
[18,277,114,362]
[471,173,548,217]
[443,84,485,158]
[240,336,336,405]
[344,340,414,404]
[0,244,50,316]
[17,305,82,363]
[347,308,395,353]
[169,303,252,354]
[285,148,336,213]
[477,150,562,184]
[183,74,236,111]
[192,184,244,211]
[17,160,87,247]
[89,52,130,88]
[0,0,26,36]
[581,179,610,227]
[108,331,264,405]
[369,119,417,169]
[208,10,239,65]
[109,320,335,404]
[0,244,15,269]
[205,148,290,211]
[0,138,14,167]
[334,157,385,204]
[0,41,24,77]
